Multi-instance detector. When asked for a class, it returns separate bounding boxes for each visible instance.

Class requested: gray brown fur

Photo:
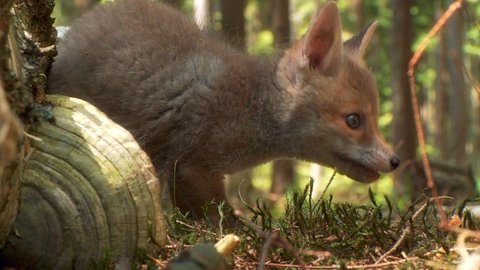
[48,0,398,217]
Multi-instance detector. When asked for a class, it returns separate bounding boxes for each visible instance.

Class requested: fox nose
[390,156,400,170]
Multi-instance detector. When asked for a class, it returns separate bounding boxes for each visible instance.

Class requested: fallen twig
[251,257,419,269]
[375,200,429,264]
[235,209,308,269]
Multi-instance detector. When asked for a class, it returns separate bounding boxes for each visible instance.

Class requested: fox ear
[302,1,343,76]
[344,21,378,58]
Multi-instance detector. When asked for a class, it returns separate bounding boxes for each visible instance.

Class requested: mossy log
[0,95,166,269]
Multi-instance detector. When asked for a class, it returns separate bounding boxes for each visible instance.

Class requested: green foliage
[465,1,480,57]
[158,182,478,268]
[248,30,274,54]
[252,184,449,264]
[245,0,273,54]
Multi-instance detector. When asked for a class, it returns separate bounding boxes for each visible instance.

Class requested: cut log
[0,95,166,269]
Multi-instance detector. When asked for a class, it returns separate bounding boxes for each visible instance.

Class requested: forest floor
[137,180,480,270]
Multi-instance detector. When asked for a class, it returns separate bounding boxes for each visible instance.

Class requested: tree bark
[0,0,56,249]
[12,0,57,102]
[0,0,22,248]
[390,0,416,197]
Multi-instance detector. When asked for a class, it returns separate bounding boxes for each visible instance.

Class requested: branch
[235,209,308,270]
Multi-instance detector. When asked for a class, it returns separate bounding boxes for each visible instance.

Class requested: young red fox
[48,0,399,218]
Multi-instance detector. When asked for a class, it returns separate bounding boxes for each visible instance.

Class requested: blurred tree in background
[391,0,416,198]
[220,0,246,49]
[52,0,480,206]
[270,0,296,201]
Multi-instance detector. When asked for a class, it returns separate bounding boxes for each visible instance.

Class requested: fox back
[48,0,399,217]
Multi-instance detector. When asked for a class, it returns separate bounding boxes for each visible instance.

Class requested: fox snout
[367,138,400,173]
[390,155,400,170]
[343,139,400,183]
[369,150,400,174]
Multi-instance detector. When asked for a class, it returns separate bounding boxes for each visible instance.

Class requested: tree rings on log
[0,95,166,269]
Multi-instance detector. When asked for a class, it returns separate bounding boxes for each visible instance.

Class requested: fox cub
[48,0,399,218]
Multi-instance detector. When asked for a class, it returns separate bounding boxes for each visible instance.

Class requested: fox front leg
[163,164,229,222]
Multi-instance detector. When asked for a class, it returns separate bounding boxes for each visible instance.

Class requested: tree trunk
[0,0,55,249]
[445,0,467,166]
[472,58,480,177]
[220,0,246,50]
[352,0,365,26]
[11,0,57,104]
[270,0,296,198]
[435,4,449,159]
[390,0,416,197]
[0,0,22,248]
[272,0,290,48]
[220,0,253,210]
[271,159,295,196]
[165,0,181,8]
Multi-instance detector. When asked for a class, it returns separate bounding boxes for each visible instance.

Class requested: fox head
[276,1,399,182]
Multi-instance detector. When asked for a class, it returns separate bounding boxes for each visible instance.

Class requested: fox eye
[346,113,361,129]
